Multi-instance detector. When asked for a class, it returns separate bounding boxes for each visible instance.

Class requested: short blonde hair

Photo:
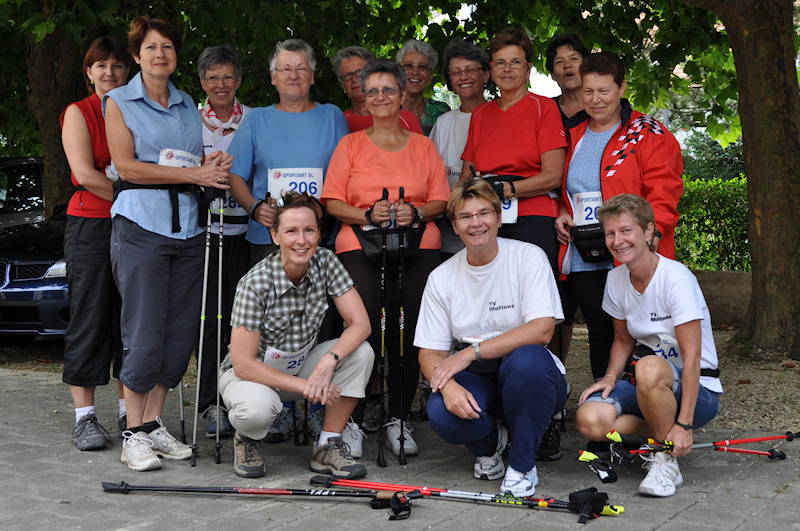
[447,179,501,220]
[598,194,657,249]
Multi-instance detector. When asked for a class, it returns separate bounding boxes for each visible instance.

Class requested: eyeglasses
[339,69,362,83]
[204,75,237,85]
[447,66,484,78]
[490,58,528,70]
[454,208,496,224]
[400,62,430,73]
[364,86,400,98]
[273,66,313,76]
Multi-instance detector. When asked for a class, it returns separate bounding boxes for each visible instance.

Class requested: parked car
[0,157,69,336]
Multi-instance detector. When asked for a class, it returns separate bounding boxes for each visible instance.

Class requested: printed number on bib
[572,191,603,226]
[638,334,682,368]
[268,168,323,200]
[262,341,315,376]
[500,197,518,224]
[158,148,201,169]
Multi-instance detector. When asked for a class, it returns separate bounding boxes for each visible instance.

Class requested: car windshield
[0,161,45,229]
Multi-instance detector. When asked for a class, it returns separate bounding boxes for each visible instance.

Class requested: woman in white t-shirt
[415,179,567,498]
[576,194,722,498]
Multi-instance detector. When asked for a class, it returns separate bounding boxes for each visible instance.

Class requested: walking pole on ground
[213,196,224,464]
[377,187,389,468]
[396,186,407,465]
[191,204,214,466]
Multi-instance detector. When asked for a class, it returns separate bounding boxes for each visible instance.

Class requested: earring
[647,238,653,247]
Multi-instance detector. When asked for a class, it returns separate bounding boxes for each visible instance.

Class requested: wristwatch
[675,420,693,431]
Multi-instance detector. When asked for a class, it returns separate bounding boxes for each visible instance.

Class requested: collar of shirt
[119,72,188,111]
[267,249,321,297]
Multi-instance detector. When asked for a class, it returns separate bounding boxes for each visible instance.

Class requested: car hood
[0,218,65,263]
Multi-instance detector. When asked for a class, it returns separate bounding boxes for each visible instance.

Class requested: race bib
[158,148,201,168]
[262,340,315,376]
[210,192,247,217]
[268,167,323,199]
[572,191,603,226]
[500,197,518,224]
[638,334,682,368]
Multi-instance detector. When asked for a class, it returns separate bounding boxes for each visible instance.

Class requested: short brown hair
[273,191,322,231]
[82,36,132,92]
[597,194,656,249]
[489,28,533,63]
[580,51,625,87]
[447,179,501,221]
[127,16,182,58]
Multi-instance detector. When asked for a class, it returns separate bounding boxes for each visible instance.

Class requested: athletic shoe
[361,398,382,433]
[117,414,127,439]
[639,452,683,497]
[384,417,419,456]
[267,404,298,443]
[474,422,508,480]
[147,416,192,460]
[310,436,367,478]
[501,465,538,497]
[121,431,162,471]
[73,413,112,451]
[233,431,266,478]
[341,419,367,459]
[204,405,234,438]
[535,419,562,461]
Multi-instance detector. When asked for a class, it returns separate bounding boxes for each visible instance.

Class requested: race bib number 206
[268,168,323,199]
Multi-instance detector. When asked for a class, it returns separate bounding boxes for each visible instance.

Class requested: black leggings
[339,249,440,419]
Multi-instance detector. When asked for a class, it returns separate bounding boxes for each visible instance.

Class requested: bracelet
[508,181,516,200]
[248,200,264,220]
[327,351,341,362]
[365,206,378,226]
[412,205,423,224]
[473,342,482,362]
[675,420,693,431]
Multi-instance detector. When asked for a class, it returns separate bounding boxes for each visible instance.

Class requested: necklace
[632,252,657,294]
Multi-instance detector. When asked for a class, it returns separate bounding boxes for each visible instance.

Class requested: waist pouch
[623,344,721,385]
[352,222,426,262]
[569,223,611,263]
[115,180,224,233]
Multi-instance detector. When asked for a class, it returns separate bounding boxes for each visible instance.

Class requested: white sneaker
[121,431,162,471]
[341,419,367,459]
[501,466,538,497]
[474,422,508,480]
[639,452,683,497]
[384,417,419,456]
[147,416,192,460]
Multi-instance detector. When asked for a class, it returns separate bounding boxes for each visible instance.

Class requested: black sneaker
[73,413,112,451]
[535,419,562,461]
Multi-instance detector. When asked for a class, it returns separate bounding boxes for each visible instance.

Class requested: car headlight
[44,259,67,278]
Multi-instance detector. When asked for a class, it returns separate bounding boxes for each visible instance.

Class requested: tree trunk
[26,31,83,216]
[687,0,800,359]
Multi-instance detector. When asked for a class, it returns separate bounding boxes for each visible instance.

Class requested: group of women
[60,17,721,499]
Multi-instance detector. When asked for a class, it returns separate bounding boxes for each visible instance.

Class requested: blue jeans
[427,345,567,472]
[584,361,720,428]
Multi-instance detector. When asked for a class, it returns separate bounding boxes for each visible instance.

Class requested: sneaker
[121,431,162,471]
[310,436,367,478]
[204,405,234,438]
[117,414,127,439]
[73,413,112,451]
[147,416,192,460]
[474,422,508,480]
[233,431,266,478]
[639,452,683,497]
[501,465,538,497]
[361,398,382,433]
[384,417,419,457]
[341,419,367,459]
[535,419,562,461]
[267,405,298,444]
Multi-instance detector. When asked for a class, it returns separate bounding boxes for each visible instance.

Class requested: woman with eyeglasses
[322,59,451,458]
[460,28,567,271]
[396,39,451,136]
[415,179,567,497]
[333,46,422,134]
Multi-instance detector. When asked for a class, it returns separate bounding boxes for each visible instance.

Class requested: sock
[118,399,127,418]
[141,420,160,434]
[75,406,94,422]
[317,430,339,447]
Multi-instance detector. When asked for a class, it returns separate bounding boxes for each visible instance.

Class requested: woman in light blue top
[104,16,231,472]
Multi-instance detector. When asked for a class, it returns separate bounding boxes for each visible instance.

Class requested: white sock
[75,406,94,422]
[317,430,340,447]
[118,399,127,417]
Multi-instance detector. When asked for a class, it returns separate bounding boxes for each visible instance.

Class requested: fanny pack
[569,223,612,263]
[623,344,721,385]
[352,223,426,262]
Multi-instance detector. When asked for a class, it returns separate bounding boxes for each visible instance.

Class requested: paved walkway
[0,368,798,530]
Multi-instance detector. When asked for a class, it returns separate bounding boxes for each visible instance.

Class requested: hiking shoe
[310,436,367,478]
[342,419,367,459]
[384,417,419,456]
[474,422,507,480]
[501,465,538,497]
[361,398,382,433]
[535,419,562,461]
[233,431,266,478]
[121,431,162,471]
[267,404,298,444]
[73,413,112,451]
[639,452,683,497]
[117,414,127,439]
[204,405,234,438]
[147,416,192,460]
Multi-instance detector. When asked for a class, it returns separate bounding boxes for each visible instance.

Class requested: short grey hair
[396,39,438,70]
[332,46,375,77]
[358,58,407,92]
[197,44,242,79]
[270,38,316,71]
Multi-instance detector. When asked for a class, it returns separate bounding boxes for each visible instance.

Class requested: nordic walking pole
[397,186,407,465]
[377,187,389,468]
[606,428,800,449]
[213,192,224,464]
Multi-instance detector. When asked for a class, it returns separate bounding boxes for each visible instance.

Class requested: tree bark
[686,0,800,359]
[26,31,84,216]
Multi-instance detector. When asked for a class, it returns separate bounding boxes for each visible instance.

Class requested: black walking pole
[377,187,389,468]
[396,186,407,465]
